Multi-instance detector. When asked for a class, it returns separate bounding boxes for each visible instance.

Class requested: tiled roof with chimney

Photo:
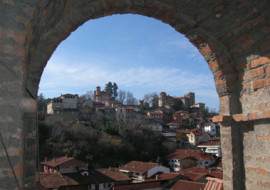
[40,156,86,168]
[119,161,158,173]
[170,180,206,190]
[167,149,215,161]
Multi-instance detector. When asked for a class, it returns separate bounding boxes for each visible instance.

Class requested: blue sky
[39,14,219,111]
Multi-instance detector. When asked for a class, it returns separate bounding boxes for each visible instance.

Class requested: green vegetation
[38,117,173,168]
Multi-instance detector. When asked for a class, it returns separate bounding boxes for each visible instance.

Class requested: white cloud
[40,60,216,99]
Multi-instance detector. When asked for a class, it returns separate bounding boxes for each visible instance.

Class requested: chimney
[65,154,68,158]
[53,158,56,163]
[44,157,47,162]
[155,175,159,180]
[96,86,101,95]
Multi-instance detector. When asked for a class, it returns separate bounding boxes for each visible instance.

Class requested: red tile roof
[40,156,86,168]
[96,168,131,182]
[170,180,206,190]
[183,172,208,182]
[146,172,182,182]
[204,177,223,190]
[36,169,131,189]
[210,137,221,142]
[180,167,223,180]
[157,172,182,181]
[36,172,68,189]
[119,161,158,173]
[112,181,161,190]
[167,149,215,161]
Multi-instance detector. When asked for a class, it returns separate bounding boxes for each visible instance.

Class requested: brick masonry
[0,0,270,189]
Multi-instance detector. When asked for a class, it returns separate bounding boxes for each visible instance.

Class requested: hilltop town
[36,85,222,190]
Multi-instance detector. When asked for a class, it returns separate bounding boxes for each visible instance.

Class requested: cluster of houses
[41,87,223,189]
[36,154,222,190]
[46,87,213,128]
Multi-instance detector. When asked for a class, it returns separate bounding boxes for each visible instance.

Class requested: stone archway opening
[1,1,270,190]
[37,12,219,179]
[26,2,239,188]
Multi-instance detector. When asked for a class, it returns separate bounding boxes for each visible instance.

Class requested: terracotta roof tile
[96,168,131,182]
[119,161,158,173]
[112,181,161,190]
[40,156,86,168]
[167,149,215,161]
[204,177,223,190]
[170,180,206,190]
[180,167,223,180]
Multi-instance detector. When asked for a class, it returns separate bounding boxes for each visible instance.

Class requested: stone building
[158,92,195,109]
[47,93,79,115]
[94,86,110,104]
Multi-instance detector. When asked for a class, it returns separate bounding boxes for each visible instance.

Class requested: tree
[151,93,159,109]
[117,89,126,104]
[80,91,94,100]
[105,82,113,97]
[143,92,159,108]
[37,93,47,112]
[126,91,137,105]
[105,82,118,100]
[112,82,118,100]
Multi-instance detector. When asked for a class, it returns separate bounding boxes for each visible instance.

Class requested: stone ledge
[231,110,270,122]
[212,115,231,123]
[213,111,270,124]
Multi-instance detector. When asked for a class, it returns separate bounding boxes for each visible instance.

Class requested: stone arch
[26,0,239,115]
[1,1,270,190]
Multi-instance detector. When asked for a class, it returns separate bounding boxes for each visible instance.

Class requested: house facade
[119,161,169,181]
[167,149,215,171]
[47,94,79,115]
[203,123,217,136]
[188,129,210,146]
[40,156,87,174]
[198,142,222,157]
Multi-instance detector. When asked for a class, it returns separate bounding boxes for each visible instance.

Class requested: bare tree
[80,91,94,100]
[126,91,137,105]
[117,89,126,104]
[143,92,158,108]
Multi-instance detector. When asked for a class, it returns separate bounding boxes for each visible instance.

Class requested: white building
[47,94,79,115]
[188,129,210,146]
[119,161,169,181]
[167,149,216,171]
[198,142,222,157]
[203,123,217,136]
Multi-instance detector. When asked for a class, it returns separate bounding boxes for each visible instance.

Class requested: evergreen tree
[105,82,118,100]
[112,82,118,100]
[37,93,47,112]
[105,82,113,97]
